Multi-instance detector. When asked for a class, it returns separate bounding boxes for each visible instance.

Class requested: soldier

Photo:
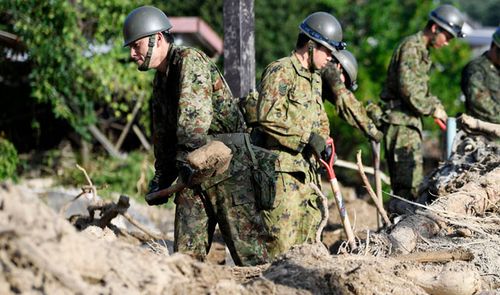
[380,4,465,213]
[123,6,269,265]
[251,12,345,259]
[322,50,384,142]
[461,27,500,124]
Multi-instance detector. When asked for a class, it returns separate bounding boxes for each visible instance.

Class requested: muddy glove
[178,163,195,187]
[433,104,448,122]
[321,62,344,89]
[307,132,327,158]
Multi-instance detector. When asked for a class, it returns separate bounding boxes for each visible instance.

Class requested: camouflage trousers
[384,124,423,201]
[173,143,269,266]
[261,169,322,260]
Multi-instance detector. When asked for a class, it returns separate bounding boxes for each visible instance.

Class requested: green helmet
[493,27,500,47]
[429,4,465,38]
[299,12,346,52]
[333,50,358,91]
[123,6,172,47]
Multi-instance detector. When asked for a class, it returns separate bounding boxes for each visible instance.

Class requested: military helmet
[429,4,465,38]
[123,6,172,47]
[299,12,346,52]
[333,50,358,90]
[493,27,500,47]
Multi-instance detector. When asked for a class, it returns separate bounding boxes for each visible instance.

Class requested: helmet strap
[138,34,156,71]
[308,41,316,72]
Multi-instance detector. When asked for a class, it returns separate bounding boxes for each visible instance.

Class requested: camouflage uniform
[461,52,500,124]
[252,52,328,259]
[321,63,382,141]
[152,44,268,265]
[380,31,445,200]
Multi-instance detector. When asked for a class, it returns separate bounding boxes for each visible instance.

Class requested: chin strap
[138,34,156,71]
[308,41,317,72]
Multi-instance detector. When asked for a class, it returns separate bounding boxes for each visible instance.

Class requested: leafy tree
[1,0,153,140]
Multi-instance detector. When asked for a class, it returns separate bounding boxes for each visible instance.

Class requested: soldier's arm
[257,64,311,152]
[398,43,442,115]
[176,50,213,161]
[151,75,178,188]
[333,87,382,141]
[462,65,491,113]
[323,64,381,141]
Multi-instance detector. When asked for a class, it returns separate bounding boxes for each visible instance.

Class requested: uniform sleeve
[462,64,491,114]
[151,83,178,187]
[257,64,311,152]
[326,85,381,140]
[398,43,442,116]
[176,51,213,161]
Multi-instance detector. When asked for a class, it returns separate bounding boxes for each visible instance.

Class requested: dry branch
[356,150,392,226]
[387,168,500,254]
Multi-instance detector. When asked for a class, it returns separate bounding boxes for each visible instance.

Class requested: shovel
[371,140,383,229]
[319,137,357,250]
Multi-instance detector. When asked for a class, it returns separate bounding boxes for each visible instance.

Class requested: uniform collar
[291,51,315,80]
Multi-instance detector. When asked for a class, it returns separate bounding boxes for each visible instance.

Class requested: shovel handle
[145,182,186,206]
[434,118,447,131]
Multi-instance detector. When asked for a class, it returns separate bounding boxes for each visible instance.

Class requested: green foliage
[0,137,19,181]
[1,0,152,138]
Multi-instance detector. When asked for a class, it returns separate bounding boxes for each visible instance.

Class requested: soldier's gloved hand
[178,163,195,187]
[321,144,333,162]
[433,105,448,122]
[321,62,343,88]
[370,130,384,143]
[147,172,162,195]
[307,132,326,158]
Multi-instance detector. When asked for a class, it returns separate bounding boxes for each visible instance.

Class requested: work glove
[366,101,384,128]
[370,130,384,143]
[178,163,195,187]
[433,104,448,123]
[307,132,327,159]
[321,62,344,89]
[321,143,333,162]
[147,171,163,196]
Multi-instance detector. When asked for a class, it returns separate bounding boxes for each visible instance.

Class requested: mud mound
[0,184,242,294]
[420,131,500,200]
[0,183,442,294]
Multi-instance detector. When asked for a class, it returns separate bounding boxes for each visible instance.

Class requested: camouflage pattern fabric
[461,52,500,124]
[384,124,423,200]
[253,52,326,258]
[152,44,267,265]
[174,140,269,266]
[321,62,382,142]
[380,31,445,201]
[261,170,322,259]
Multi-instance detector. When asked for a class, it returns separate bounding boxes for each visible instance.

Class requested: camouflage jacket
[254,52,329,173]
[152,44,246,186]
[380,31,443,131]
[321,63,381,141]
[461,51,500,124]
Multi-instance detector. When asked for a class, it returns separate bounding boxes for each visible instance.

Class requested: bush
[0,138,19,181]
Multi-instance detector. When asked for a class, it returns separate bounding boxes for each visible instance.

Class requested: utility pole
[223,0,255,98]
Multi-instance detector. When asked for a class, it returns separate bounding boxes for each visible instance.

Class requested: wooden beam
[223,0,255,98]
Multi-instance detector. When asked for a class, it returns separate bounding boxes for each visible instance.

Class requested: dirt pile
[0,130,498,294]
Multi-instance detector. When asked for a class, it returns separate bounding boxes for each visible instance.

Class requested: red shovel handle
[434,118,447,131]
[319,137,336,180]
